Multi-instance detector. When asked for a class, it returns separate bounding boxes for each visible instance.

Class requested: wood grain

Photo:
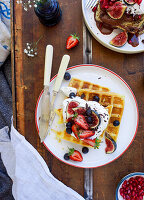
[11,0,144,199]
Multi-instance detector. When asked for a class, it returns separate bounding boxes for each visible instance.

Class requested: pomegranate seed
[138,185,141,189]
[109,2,113,5]
[132,191,135,196]
[139,196,143,200]
[139,189,143,194]
[134,187,137,191]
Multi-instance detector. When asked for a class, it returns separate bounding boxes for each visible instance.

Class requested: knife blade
[39,45,53,142]
[48,54,70,133]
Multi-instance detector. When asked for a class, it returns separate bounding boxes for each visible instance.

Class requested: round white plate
[82,0,144,54]
[35,65,139,168]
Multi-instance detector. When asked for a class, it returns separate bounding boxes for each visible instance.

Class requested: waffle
[77,89,125,141]
[95,3,144,34]
[54,104,113,148]
[69,78,110,92]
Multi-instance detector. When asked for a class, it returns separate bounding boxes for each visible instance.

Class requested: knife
[39,45,53,142]
[47,54,70,134]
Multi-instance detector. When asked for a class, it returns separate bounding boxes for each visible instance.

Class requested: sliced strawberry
[72,124,80,139]
[72,107,86,115]
[68,148,83,162]
[79,130,95,139]
[66,34,80,50]
[74,115,89,130]
[83,138,101,149]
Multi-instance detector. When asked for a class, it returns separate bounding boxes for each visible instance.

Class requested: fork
[85,0,97,9]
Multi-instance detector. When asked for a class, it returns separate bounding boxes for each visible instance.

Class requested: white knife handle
[44,45,53,86]
[53,55,70,92]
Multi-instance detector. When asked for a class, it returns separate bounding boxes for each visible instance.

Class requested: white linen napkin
[0,0,10,66]
[0,124,84,200]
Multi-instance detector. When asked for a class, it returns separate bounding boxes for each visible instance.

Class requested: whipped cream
[61,87,77,97]
[63,96,109,139]
[123,0,144,15]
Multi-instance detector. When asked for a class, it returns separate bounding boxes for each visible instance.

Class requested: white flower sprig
[24,36,43,57]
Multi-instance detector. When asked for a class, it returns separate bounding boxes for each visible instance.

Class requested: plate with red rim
[35,64,139,168]
[116,172,144,200]
[82,0,144,54]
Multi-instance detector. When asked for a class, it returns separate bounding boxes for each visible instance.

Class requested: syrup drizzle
[96,21,114,35]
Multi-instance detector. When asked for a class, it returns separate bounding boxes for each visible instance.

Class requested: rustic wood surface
[11,0,144,199]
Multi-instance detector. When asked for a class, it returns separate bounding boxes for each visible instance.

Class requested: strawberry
[74,115,89,130]
[83,138,101,149]
[79,130,95,139]
[72,124,80,139]
[66,34,80,49]
[68,148,83,162]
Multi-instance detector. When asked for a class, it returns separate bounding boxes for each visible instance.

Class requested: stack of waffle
[95,2,144,35]
[54,78,125,148]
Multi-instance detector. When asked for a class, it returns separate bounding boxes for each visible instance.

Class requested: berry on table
[64,72,71,80]
[64,153,70,160]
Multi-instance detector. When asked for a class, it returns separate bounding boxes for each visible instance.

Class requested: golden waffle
[69,78,110,92]
[95,3,144,34]
[77,89,125,141]
[54,104,113,148]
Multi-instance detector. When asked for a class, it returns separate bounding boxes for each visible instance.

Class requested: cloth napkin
[0,0,10,67]
[0,123,85,200]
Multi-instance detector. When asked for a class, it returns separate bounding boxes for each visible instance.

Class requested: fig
[105,132,117,154]
[107,2,127,19]
[89,110,101,129]
[72,107,86,115]
[110,31,128,47]
[66,101,79,120]
[124,0,135,5]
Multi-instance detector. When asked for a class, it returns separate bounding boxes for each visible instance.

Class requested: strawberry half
[72,124,80,139]
[68,148,83,162]
[83,138,101,149]
[79,130,95,139]
[66,34,80,49]
[74,115,89,130]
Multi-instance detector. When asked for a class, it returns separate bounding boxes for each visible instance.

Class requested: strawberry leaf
[94,137,101,149]
[68,148,75,156]
[72,112,78,120]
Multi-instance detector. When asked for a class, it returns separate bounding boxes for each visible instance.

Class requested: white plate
[35,65,139,168]
[82,0,144,54]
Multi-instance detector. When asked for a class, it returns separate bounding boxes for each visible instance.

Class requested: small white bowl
[116,172,144,200]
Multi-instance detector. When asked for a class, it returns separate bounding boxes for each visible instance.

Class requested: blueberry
[82,147,89,154]
[86,107,92,116]
[93,95,100,102]
[66,122,72,128]
[66,128,72,134]
[64,153,70,160]
[64,72,71,80]
[87,116,93,123]
[69,92,76,98]
[113,120,120,126]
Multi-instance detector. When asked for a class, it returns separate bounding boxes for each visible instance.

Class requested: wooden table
[11,0,144,199]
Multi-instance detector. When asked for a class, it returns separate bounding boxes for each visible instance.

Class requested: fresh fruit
[119,175,144,199]
[113,120,120,126]
[64,153,70,160]
[86,107,92,116]
[89,110,101,129]
[79,130,95,139]
[74,115,89,130]
[110,31,128,47]
[82,147,89,154]
[87,116,93,124]
[66,34,80,50]
[105,132,117,154]
[72,124,80,139]
[66,128,72,134]
[72,107,86,115]
[83,138,101,149]
[107,2,127,19]
[68,148,83,162]
[66,122,72,128]
[93,95,100,102]
[135,0,142,4]
[64,72,71,80]
[69,92,76,98]
[81,93,85,99]
[124,0,135,5]
[67,101,79,118]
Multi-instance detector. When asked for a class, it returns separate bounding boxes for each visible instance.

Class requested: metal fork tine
[91,1,97,8]
[86,0,97,9]
[86,0,92,8]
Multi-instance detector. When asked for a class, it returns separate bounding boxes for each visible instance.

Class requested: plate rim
[115,172,144,199]
[35,64,139,168]
[82,0,144,54]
